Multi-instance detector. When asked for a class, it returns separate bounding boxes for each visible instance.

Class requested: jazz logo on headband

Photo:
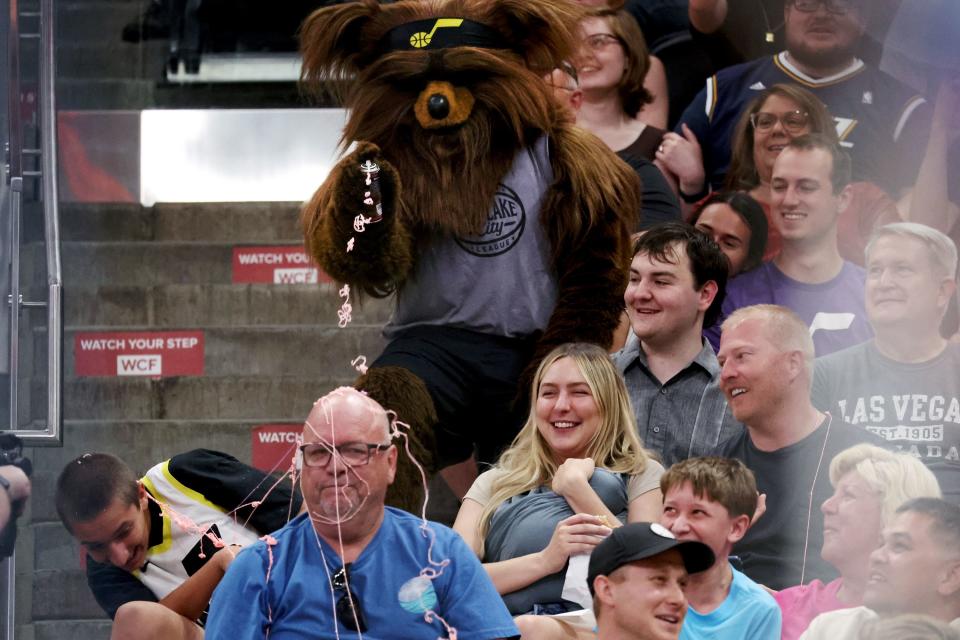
[410,18,464,48]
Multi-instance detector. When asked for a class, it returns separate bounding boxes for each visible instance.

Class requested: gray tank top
[385,136,558,338]
[485,468,630,614]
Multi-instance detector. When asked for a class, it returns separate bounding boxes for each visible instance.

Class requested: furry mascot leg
[354,367,437,514]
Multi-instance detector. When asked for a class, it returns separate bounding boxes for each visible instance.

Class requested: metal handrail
[4,0,62,444]
[37,0,62,444]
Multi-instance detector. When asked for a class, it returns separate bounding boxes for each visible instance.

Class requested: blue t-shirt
[707,260,873,357]
[206,508,519,640]
[680,566,782,640]
[677,53,930,195]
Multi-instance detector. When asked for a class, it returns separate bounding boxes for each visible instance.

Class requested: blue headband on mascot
[383,17,508,52]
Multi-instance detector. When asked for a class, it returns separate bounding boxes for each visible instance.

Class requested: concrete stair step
[33,620,112,640]
[60,202,302,242]
[50,375,355,420]
[61,284,391,327]
[56,78,156,110]
[57,42,167,79]
[33,523,80,574]
[57,1,141,45]
[48,325,386,378]
[32,569,106,621]
[27,241,232,287]
[33,241,341,287]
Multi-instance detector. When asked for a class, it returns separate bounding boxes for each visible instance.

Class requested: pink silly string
[350,356,369,375]
[353,214,372,233]
[337,284,353,328]
[388,415,456,638]
[261,534,278,636]
[424,610,458,640]
[306,394,367,639]
[217,440,301,533]
[346,237,355,252]
[388,415,432,522]
[144,493,225,558]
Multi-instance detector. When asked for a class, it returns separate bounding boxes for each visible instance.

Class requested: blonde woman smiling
[453,343,663,620]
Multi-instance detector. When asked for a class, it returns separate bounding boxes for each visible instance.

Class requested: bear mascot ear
[300,0,383,84]
[476,0,584,75]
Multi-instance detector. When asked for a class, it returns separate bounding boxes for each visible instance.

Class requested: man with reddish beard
[707,134,873,356]
[800,498,960,638]
[716,304,879,589]
[205,388,517,640]
[812,223,960,501]
[666,0,929,199]
[614,223,742,468]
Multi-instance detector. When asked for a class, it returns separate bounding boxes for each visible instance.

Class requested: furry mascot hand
[299,0,640,513]
[303,141,413,298]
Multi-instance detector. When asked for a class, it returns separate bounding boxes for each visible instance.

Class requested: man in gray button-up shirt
[614,223,744,466]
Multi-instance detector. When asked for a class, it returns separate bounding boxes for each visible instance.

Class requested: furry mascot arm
[299,0,415,297]
[534,125,640,365]
[301,142,414,297]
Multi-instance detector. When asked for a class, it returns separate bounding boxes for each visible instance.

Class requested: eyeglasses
[581,33,621,52]
[299,442,391,468]
[332,564,368,632]
[750,110,810,133]
[790,0,859,15]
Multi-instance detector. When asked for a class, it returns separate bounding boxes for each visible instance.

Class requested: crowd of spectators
[53,0,960,638]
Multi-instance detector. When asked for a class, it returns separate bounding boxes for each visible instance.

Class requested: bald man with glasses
[206,388,518,640]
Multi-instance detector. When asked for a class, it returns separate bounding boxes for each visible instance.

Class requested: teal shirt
[680,565,781,640]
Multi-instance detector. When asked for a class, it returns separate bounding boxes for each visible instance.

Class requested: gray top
[468,463,663,615]
[813,340,960,501]
[386,136,558,338]
[613,332,744,467]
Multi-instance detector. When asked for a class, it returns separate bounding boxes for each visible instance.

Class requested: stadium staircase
[16,2,413,638]
[23,201,391,638]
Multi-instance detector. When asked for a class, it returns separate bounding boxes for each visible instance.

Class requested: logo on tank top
[455,183,526,257]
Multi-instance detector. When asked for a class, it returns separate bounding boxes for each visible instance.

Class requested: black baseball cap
[587,522,715,594]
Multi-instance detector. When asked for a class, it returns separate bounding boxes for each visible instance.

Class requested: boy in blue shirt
[660,457,782,639]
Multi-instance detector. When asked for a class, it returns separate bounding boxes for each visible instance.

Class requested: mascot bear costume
[299,0,640,511]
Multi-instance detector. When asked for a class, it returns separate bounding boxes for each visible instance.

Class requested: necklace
[757,0,784,44]
[799,411,833,585]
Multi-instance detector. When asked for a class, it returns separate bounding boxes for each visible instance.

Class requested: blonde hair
[830,444,941,527]
[722,304,815,371]
[475,343,650,556]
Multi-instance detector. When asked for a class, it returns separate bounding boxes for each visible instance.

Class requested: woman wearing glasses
[724,84,836,258]
[663,83,901,264]
[574,8,669,158]
[660,84,833,226]
[453,343,663,637]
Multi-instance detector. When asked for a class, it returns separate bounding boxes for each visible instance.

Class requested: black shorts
[374,325,535,467]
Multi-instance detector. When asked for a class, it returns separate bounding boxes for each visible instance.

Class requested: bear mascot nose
[427,93,450,120]
[415,80,474,129]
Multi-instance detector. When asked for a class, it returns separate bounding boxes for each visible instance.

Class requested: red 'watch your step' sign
[74,330,204,377]
[232,246,331,284]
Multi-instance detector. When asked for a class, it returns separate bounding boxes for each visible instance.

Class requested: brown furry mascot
[299,0,640,511]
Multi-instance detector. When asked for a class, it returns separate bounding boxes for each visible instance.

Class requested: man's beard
[312,484,368,524]
[786,32,860,73]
